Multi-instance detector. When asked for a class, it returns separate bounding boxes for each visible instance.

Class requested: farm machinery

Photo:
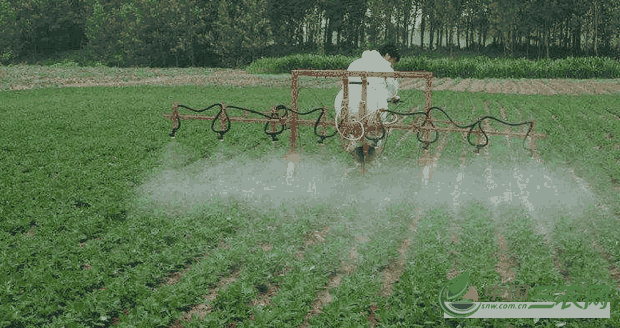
[162,70,547,176]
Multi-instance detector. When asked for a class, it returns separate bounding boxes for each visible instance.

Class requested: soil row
[5,68,620,95]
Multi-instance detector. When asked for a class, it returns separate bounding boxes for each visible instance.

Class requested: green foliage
[143,0,221,67]
[246,53,353,73]
[2,0,620,68]
[246,53,620,79]
[0,0,19,63]
[0,0,89,63]
[213,0,273,68]
[267,0,315,47]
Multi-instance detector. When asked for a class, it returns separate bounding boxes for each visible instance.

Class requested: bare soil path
[3,67,620,94]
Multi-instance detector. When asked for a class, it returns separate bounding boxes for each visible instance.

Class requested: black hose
[382,106,537,153]
[170,103,539,154]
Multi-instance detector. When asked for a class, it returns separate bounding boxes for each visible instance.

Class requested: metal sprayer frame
[163,69,546,166]
[287,70,434,159]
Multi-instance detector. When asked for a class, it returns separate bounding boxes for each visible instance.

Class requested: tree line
[1,0,618,68]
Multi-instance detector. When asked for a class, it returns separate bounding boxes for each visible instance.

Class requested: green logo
[438,272,481,318]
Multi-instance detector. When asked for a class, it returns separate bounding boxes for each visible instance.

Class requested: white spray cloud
[133,141,603,238]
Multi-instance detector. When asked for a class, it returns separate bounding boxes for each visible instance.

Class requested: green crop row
[246,54,620,79]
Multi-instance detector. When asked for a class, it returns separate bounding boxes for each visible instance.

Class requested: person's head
[379,43,401,66]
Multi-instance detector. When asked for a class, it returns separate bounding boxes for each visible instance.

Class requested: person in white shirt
[334,43,401,166]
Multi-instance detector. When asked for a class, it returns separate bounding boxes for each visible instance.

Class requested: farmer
[334,43,401,166]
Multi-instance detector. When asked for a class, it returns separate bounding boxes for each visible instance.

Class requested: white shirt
[333,50,399,147]
[334,50,398,121]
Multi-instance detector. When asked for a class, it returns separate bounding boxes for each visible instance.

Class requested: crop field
[1,65,620,327]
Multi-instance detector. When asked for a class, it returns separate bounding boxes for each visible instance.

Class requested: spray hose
[171,102,539,154]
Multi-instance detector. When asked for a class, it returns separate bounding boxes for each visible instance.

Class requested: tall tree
[387,0,415,45]
[593,0,599,55]
[214,0,273,66]
[315,0,347,52]
[365,0,386,47]
[486,0,525,57]
[267,0,315,46]
[426,0,437,50]
[607,0,620,53]
[406,1,422,47]
[130,0,221,67]
[523,0,563,58]
[420,0,427,49]
[598,0,620,54]
[0,0,20,62]
[304,6,323,46]
[340,0,367,49]
[556,0,590,56]
[5,0,89,58]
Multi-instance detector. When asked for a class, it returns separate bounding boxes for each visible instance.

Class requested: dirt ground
[5,68,620,95]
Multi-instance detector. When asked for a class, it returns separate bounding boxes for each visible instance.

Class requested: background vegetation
[244,52,620,78]
[1,0,619,69]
